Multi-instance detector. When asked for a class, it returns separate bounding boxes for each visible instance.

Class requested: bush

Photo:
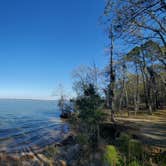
[129,160,140,166]
[129,139,143,161]
[116,133,131,156]
[76,133,89,145]
[75,83,106,146]
[103,145,122,166]
[116,133,145,165]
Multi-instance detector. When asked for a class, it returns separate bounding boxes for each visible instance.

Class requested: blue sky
[0,0,108,100]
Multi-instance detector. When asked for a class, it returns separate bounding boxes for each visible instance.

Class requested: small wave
[0,99,69,154]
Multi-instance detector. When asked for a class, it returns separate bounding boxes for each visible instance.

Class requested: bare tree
[104,0,166,46]
[72,64,102,96]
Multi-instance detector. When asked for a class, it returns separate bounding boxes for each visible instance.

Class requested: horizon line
[0,97,57,101]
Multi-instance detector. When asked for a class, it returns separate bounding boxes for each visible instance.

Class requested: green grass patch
[103,145,123,166]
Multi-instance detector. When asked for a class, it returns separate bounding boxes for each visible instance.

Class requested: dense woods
[71,40,166,117]
[102,0,166,116]
[71,0,166,117]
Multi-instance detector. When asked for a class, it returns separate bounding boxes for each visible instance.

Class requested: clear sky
[0,0,108,100]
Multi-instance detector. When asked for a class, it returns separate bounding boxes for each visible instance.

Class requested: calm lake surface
[0,99,69,154]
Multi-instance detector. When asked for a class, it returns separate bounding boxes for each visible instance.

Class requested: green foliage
[76,133,89,145]
[129,139,143,161]
[75,83,106,145]
[128,160,140,166]
[116,133,144,165]
[116,133,131,156]
[76,84,105,124]
[155,151,166,166]
[125,46,141,63]
[103,145,122,166]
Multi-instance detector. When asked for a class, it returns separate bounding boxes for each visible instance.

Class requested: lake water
[0,99,69,154]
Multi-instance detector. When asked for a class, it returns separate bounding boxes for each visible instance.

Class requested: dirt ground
[116,110,166,150]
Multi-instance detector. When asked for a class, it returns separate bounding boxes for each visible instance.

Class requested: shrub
[129,139,143,161]
[75,83,106,146]
[103,145,122,166]
[76,133,89,145]
[116,133,145,165]
[128,160,140,166]
[116,133,131,156]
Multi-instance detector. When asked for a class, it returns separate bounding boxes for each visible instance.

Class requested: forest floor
[115,109,166,150]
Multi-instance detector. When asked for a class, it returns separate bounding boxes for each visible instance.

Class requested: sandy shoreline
[0,131,75,165]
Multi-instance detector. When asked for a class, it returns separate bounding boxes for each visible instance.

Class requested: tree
[72,65,107,145]
[104,0,166,47]
[123,40,166,113]
[72,64,102,96]
[75,83,105,146]
[55,84,71,118]
[108,26,116,121]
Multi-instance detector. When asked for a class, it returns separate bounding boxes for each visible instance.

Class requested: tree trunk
[119,80,124,113]
[134,64,140,116]
[109,26,116,122]
[147,80,153,114]
[140,48,153,114]
[140,68,149,109]
[147,66,159,111]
